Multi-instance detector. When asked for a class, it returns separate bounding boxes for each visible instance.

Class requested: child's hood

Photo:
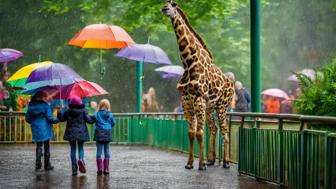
[68,104,85,117]
[28,101,47,116]
[97,110,111,120]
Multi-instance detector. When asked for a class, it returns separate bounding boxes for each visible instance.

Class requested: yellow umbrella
[7,61,52,89]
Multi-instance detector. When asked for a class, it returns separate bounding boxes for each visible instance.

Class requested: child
[94,99,115,175]
[25,91,58,171]
[58,96,94,176]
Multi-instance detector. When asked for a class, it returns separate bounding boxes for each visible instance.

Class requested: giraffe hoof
[198,164,207,171]
[223,162,230,169]
[206,160,215,166]
[185,164,194,169]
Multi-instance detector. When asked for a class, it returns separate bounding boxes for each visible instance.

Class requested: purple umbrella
[115,43,171,112]
[26,63,82,83]
[155,65,184,79]
[115,43,172,64]
[0,48,23,63]
[161,73,182,79]
[155,65,184,74]
[287,69,315,82]
[22,63,83,94]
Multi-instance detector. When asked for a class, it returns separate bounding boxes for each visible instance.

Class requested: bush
[294,58,336,116]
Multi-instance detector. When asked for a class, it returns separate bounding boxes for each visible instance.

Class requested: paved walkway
[0,144,277,189]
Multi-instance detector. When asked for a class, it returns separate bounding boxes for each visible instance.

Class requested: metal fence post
[238,116,245,173]
[300,129,308,189]
[278,118,284,186]
[127,116,133,144]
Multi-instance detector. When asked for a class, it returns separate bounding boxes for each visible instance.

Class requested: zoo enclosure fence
[0,111,335,188]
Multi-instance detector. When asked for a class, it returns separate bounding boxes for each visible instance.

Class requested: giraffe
[162,0,234,170]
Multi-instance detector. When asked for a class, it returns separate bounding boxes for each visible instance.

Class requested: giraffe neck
[171,7,212,69]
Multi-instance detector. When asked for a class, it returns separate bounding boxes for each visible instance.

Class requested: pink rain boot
[103,158,110,175]
[77,159,86,173]
[97,158,103,175]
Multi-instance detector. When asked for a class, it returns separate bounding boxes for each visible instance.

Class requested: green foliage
[294,58,336,116]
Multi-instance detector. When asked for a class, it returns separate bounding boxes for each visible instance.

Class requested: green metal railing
[0,111,335,188]
[233,112,336,188]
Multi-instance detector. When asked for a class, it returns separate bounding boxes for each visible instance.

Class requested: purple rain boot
[96,158,103,175]
[103,158,110,175]
[77,159,86,173]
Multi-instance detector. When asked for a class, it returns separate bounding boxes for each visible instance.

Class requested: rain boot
[72,164,78,176]
[35,145,42,171]
[44,151,54,171]
[78,159,86,173]
[223,161,230,169]
[96,158,103,175]
[103,158,110,175]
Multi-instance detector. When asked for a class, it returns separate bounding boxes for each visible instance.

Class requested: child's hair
[32,91,47,101]
[98,99,111,111]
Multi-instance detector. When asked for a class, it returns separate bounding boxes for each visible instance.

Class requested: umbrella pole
[136,61,144,112]
[100,48,105,79]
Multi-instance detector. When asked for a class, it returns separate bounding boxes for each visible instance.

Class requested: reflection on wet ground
[0,144,278,189]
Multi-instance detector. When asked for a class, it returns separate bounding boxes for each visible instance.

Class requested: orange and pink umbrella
[68,24,135,76]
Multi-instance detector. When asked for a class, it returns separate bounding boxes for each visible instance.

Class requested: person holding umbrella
[58,96,95,176]
[25,91,59,171]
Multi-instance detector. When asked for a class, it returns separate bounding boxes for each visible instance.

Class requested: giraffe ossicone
[162,1,234,170]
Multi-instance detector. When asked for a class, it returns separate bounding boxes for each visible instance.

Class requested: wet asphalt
[0,144,278,189]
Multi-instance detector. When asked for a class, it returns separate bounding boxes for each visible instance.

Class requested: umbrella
[116,43,172,64]
[68,24,134,48]
[34,80,108,99]
[161,73,182,79]
[115,43,172,112]
[22,63,83,94]
[7,61,52,89]
[68,23,135,76]
[261,88,289,99]
[155,65,184,77]
[0,48,23,63]
[287,69,315,81]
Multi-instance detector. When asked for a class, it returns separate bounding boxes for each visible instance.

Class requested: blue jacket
[93,110,115,142]
[58,104,95,142]
[25,100,58,142]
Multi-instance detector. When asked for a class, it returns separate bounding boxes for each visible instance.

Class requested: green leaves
[294,58,336,116]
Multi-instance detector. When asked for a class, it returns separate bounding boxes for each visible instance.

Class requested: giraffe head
[162,0,177,19]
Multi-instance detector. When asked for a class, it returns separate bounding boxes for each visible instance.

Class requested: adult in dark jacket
[235,81,249,112]
[93,99,115,175]
[58,96,94,176]
[26,91,58,171]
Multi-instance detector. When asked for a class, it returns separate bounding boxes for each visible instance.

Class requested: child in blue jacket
[26,91,58,171]
[58,96,95,176]
[94,99,115,175]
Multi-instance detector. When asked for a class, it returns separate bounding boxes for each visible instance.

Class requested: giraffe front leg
[206,109,217,166]
[182,97,196,170]
[217,106,230,169]
[195,97,207,171]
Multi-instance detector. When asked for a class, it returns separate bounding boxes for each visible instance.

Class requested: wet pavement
[0,144,278,189]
